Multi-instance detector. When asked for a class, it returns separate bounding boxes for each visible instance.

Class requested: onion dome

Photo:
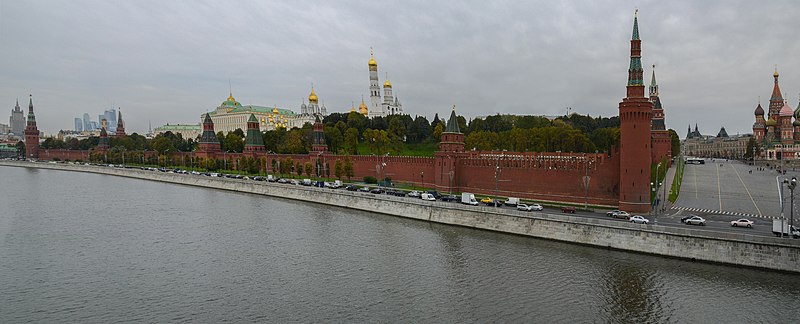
[754,103,764,116]
[794,101,800,126]
[368,56,377,66]
[384,79,392,88]
[308,87,318,103]
[350,102,356,113]
[272,105,279,114]
[766,118,778,126]
[358,97,368,116]
[780,100,793,117]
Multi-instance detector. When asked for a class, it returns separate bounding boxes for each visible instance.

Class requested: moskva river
[2,166,799,323]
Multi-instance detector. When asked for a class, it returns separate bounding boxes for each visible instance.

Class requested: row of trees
[38,112,629,156]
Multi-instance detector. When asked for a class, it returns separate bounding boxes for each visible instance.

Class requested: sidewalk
[655,161,678,214]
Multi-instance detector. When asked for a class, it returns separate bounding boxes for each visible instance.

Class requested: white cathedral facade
[367,50,403,118]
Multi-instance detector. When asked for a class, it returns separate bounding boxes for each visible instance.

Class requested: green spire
[632,9,639,40]
[444,105,461,134]
[248,113,258,122]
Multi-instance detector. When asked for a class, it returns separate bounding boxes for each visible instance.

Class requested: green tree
[669,129,681,158]
[224,132,244,153]
[334,160,343,179]
[295,162,302,176]
[304,162,313,177]
[433,122,444,141]
[15,140,25,157]
[324,126,343,153]
[744,136,761,160]
[151,136,176,154]
[344,156,354,180]
[343,127,359,155]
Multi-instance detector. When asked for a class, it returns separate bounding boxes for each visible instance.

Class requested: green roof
[155,124,201,131]
[210,104,297,116]
[444,109,461,133]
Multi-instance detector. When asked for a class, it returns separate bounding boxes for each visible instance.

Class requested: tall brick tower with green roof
[439,105,464,153]
[618,10,653,213]
[244,113,265,152]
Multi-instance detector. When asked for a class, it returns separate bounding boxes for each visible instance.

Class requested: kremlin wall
[25,13,671,213]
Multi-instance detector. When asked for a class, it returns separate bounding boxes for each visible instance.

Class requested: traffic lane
[658,212,776,237]
[717,161,758,215]
[728,161,781,217]
[675,164,721,210]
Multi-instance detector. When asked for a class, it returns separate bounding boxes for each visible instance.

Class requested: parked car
[484,199,501,207]
[517,203,533,212]
[345,184,358,191]
[529,203,544,211]
[407,191,421,198]
[730,219,754,228]
[629,215,650,224]
[440,194,459,202]
[606,210,623,217]
[684,215,706,226]
[480,197,493,204]
[369,188,383,194]
[426,190,441,199]
[504,197,520,207]
[357,186,370,192]
[561,206,576,213]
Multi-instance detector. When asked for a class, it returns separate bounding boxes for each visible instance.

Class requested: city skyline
[2,1,799,135]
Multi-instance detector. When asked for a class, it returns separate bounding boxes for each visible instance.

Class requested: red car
[561,206,576,213]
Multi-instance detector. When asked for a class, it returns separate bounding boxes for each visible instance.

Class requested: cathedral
[367,50,403,118]
[752,68,800,159]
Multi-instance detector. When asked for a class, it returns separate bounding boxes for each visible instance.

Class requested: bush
[52,157,61,161]
[363,176,377,184]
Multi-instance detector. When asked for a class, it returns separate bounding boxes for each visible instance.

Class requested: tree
[344,156,354,180]
[744,136,761,160]
[151,136,176,154]
[668,129,681,158]
[433,122,444,141]
[15,140,25,157]
[343,127,359,155]
[334,160,343,179]
[324,126,343,153]
[224,132,244,153]
[295,162,302,176]
[304,162,313,177]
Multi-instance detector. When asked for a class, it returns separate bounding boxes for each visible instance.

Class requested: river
[1,166,798,323]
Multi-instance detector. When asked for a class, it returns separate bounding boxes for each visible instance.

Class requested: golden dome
[774,65,779,78]
[384,79,392,88]
[368,55,377,66]
[272,105,279,114]
[766,118,778,126]
[358,97,368,116]
[308,86,318,103]
[350,104,356,113]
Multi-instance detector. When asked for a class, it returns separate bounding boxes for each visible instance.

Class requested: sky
[2,0,799,137]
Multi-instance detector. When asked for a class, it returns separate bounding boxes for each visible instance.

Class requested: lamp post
[784,176,797,235]
[420,171,424,190]
[494,163,500,208]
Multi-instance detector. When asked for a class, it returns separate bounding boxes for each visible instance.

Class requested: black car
[440,194,459,202]
[370,188,383,194]
[345,184,358,191]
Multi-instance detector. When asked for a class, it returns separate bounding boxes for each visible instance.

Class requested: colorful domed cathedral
[752,67,800,159]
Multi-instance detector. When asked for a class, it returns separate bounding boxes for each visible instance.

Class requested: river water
[1,166,799,323]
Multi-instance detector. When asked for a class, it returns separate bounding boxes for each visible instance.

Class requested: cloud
[1,0,799,137]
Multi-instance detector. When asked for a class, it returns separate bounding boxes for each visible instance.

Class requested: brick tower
[244,113,266,152]
[439,106,464,153]
[198,113,220,153]
[310,114,327,152]
[649,65,671,166]
[115,108,126,137]
[97,123,110,151]
[618,11,653,213]
[23,95,40,159]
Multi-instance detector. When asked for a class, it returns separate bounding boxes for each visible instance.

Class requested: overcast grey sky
[2,0,799,136]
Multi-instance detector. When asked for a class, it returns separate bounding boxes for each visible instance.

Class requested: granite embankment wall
[4,161,799,273]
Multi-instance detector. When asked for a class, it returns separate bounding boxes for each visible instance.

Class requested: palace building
[204,89,324,135]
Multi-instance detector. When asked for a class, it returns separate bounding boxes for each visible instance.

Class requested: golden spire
[350,101,356,113]
[272,104,279,114]
[774,64,779,78]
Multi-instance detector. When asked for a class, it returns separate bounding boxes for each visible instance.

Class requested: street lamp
[420,171,424,190]
[784,176,797,233]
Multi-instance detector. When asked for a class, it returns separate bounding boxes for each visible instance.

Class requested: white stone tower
[368,48,383,118]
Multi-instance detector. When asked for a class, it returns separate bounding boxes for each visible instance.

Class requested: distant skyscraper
[104,108,117,132]
[10,99,25,136]
[74,117,83,132]
[83,113,91,131]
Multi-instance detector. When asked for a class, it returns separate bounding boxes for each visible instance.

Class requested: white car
[530,203,544,211]
[684,215,706,226]
[517,203,533,212]
[629,215,650,224]
[731,219,754,228]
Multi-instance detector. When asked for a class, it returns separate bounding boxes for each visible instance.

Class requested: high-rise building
[10,99,25,136]
[83,113,91,131]
[104,108,117,132]
[74,117,83,132]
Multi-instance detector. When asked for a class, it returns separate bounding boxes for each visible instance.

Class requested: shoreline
[3,160,799,273]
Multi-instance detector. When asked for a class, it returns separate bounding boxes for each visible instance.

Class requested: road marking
[671,206,775,219]
[731,162,763,217]
[716,162,722,211]
[693,163,698,199]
